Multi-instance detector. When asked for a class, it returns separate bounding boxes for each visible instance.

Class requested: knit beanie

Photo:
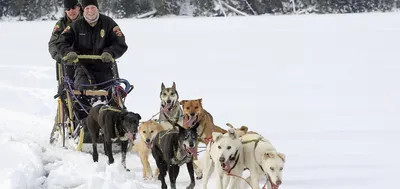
[64,0,78,9]
[81,0,99,8]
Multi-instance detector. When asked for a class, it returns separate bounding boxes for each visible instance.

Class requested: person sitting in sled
[56,0,128,121]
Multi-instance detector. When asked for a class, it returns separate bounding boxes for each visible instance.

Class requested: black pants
[73,63,115,120]
[74,63,114,91]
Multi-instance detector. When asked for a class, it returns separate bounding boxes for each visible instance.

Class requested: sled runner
[51,55,135,154]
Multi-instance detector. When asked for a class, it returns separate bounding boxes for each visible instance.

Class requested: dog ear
[172,82,176,89]
[177,125,186,133]
[197,98,202,104]
[180,100,187,106]
[226,123,234,128]
[161,82,165,90]
[239,126,248,133]
[135,113,142,120]
[228,128,237,139]
[191,122,200,132]
[264,152,275,159]
[212,132,223,142]
[277,152,286,162]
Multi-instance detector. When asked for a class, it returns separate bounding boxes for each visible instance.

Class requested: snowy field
[1,12,400,189]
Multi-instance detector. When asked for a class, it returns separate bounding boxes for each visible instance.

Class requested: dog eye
[171,93,175,96]
[270,167,274,171]
[143,131,146,133]
[151,130,154,133]
[194,106,198,109]
[227,146,231,150]
[218,146,221,149]
[163,93,166,96]
[280,167,283,171]
[186,107,190,110]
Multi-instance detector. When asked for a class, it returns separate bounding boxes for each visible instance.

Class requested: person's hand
[64,51,78,64]
[101,52,114,63]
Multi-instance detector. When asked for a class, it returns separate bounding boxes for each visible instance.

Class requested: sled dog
[201,129,244,189]
[86,104,141,171]
[158,82,184,130]
[151,123,200,189]
[241,133,286,189]
[133,120,164,180]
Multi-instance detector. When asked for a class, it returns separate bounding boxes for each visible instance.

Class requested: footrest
[72,90,108,96]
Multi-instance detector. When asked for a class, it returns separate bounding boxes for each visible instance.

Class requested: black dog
[152,123,200,189]
[86,103,141,170]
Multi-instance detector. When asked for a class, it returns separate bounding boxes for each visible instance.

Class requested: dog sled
[51,55,135,154]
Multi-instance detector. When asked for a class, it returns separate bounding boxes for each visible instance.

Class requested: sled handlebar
[62,55,115,64]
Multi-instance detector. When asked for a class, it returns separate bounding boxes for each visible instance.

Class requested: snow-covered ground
[1,12,400,189]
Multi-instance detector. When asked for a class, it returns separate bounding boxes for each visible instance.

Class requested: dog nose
[190,113,195,116]
[146,139,150,142]
[167,99,171,103]
[189,142,194,148]
[219,156,225,163]
[276,180,282,185]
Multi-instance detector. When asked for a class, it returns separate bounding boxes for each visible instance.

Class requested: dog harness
[242,137,284,189]
[157,129,193,166]
[99,105,129,142]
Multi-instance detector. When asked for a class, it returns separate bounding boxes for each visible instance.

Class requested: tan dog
[225,123,260,136]
[133,120,164,180]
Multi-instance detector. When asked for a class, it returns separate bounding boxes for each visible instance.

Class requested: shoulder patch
[113,26,123,37]
[61,26,71,34]
[52,25,60,34]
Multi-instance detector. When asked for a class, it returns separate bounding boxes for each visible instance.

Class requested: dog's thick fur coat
[241,133,286,189]
[86,104,141,170]
[151,123,200,189]
[201,129,244,189]
[133,120,164,180]
[158,82,184,130]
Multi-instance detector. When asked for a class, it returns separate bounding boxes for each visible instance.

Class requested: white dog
[241,133,286,189]
[201,128,244,189]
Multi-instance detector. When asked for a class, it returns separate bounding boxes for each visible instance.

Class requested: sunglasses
[65,5,78,11]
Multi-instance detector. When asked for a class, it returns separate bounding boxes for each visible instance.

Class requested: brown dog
[180,98,224,144]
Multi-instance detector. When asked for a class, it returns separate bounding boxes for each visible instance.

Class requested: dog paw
[196,175,202,180]
[186,183,195,189]
[125,168,130,172]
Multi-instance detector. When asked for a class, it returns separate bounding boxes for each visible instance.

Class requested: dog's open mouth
[268,175,280,189]
[162,101,174,112]
[127,132,136,142]
[184,115,197,127]
[145,141,153,149]
[221,160,231,172]
[184,144,197,157]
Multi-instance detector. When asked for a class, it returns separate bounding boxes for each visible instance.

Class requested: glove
[64,51,78,64]
[101,52,113,63]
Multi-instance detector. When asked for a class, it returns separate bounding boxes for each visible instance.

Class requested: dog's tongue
[222,161,231,172]
[146,142,152,149]
[162,102,173,112]
[187,147,197,157]
[185,116,196,127]
[127,132,135,142]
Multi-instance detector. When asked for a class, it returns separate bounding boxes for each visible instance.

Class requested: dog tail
[226,123,234,128]
[214,124,227,134]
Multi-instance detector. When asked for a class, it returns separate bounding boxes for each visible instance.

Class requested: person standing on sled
[48,0,82,81]
[56,0,128,121]
[48,0,82,145]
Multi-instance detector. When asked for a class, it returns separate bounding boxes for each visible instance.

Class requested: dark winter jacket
[48,14,79,63]
[56,14,128,65]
